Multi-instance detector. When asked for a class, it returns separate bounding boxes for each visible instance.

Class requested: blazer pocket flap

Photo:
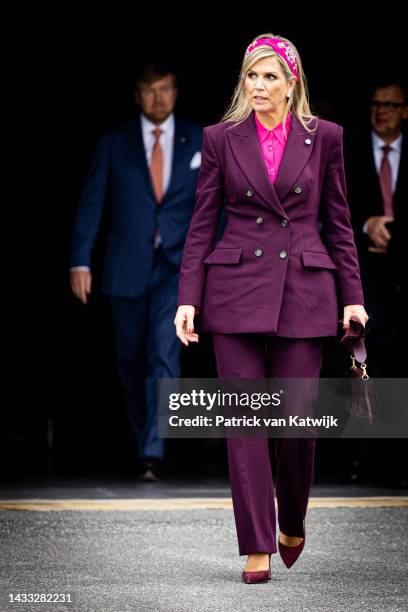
[302,251,337,270]
[203,247,243,265]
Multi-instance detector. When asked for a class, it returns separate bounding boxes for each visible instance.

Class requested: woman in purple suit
[174,33,368,583]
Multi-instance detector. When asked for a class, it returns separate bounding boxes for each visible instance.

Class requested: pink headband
[245,37,299,81]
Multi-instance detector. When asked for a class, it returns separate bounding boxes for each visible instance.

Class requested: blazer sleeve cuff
[177,290,202,310]
[339,289,365,307]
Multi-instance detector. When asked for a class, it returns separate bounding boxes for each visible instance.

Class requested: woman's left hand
[343,304,369,329]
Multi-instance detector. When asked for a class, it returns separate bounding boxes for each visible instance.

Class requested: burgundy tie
[379,144,394,217]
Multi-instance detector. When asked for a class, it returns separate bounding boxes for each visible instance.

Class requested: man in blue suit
[70,62,203,481]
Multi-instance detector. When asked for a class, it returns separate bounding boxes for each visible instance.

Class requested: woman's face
[244,56,295,115]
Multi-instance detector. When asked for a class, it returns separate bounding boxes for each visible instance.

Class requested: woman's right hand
[174,305,199,346]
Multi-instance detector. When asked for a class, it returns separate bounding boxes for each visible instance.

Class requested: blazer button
[279,250,288,259]
[246,189,254,197]
[294,186,302,194]
[281,218,289,227]
[305,138,312,145]
[254,248,263,257]
[256,216,264,224]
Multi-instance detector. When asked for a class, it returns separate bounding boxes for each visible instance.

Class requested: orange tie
[150,127,164,204]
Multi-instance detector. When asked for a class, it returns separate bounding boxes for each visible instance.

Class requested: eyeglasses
[370,100,407,110]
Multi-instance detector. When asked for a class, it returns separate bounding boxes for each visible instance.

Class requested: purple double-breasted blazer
[177,110,364,337]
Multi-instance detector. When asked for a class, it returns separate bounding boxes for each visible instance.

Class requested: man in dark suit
[345,79,408,487]
[346,79,408,377]
[70,62,203,481]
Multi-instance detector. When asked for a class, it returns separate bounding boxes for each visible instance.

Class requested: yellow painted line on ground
[0,497,407,511]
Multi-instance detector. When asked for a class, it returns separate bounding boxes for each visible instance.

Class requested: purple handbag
[339,315,377,423]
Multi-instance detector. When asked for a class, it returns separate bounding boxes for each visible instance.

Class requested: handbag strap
[340,316,369,379]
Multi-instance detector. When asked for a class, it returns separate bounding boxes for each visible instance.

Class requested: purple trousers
[212,334,324,556]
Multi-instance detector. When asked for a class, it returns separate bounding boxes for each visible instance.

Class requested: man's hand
[174,305,199,346]
[366,215,394,253]
[70,270,92,304]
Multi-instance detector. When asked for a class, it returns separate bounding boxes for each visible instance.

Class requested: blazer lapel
[367,133,384,215]
[125,117,155,200]
[273,114,315,202]
[227,111,315,217]
[394,133,407,199]
[162,118,192,203]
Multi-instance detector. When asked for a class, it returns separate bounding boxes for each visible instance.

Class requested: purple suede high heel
[278,520,306,569]
[242,553,272,584]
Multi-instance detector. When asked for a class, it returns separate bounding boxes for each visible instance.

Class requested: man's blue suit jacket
[70,114,204,297]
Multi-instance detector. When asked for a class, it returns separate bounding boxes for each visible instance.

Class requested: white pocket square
[189,151,201,169]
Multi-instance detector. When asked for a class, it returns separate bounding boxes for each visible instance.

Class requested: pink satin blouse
[254,111,291,183]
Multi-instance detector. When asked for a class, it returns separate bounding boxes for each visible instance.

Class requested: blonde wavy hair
[221,33,318,134]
